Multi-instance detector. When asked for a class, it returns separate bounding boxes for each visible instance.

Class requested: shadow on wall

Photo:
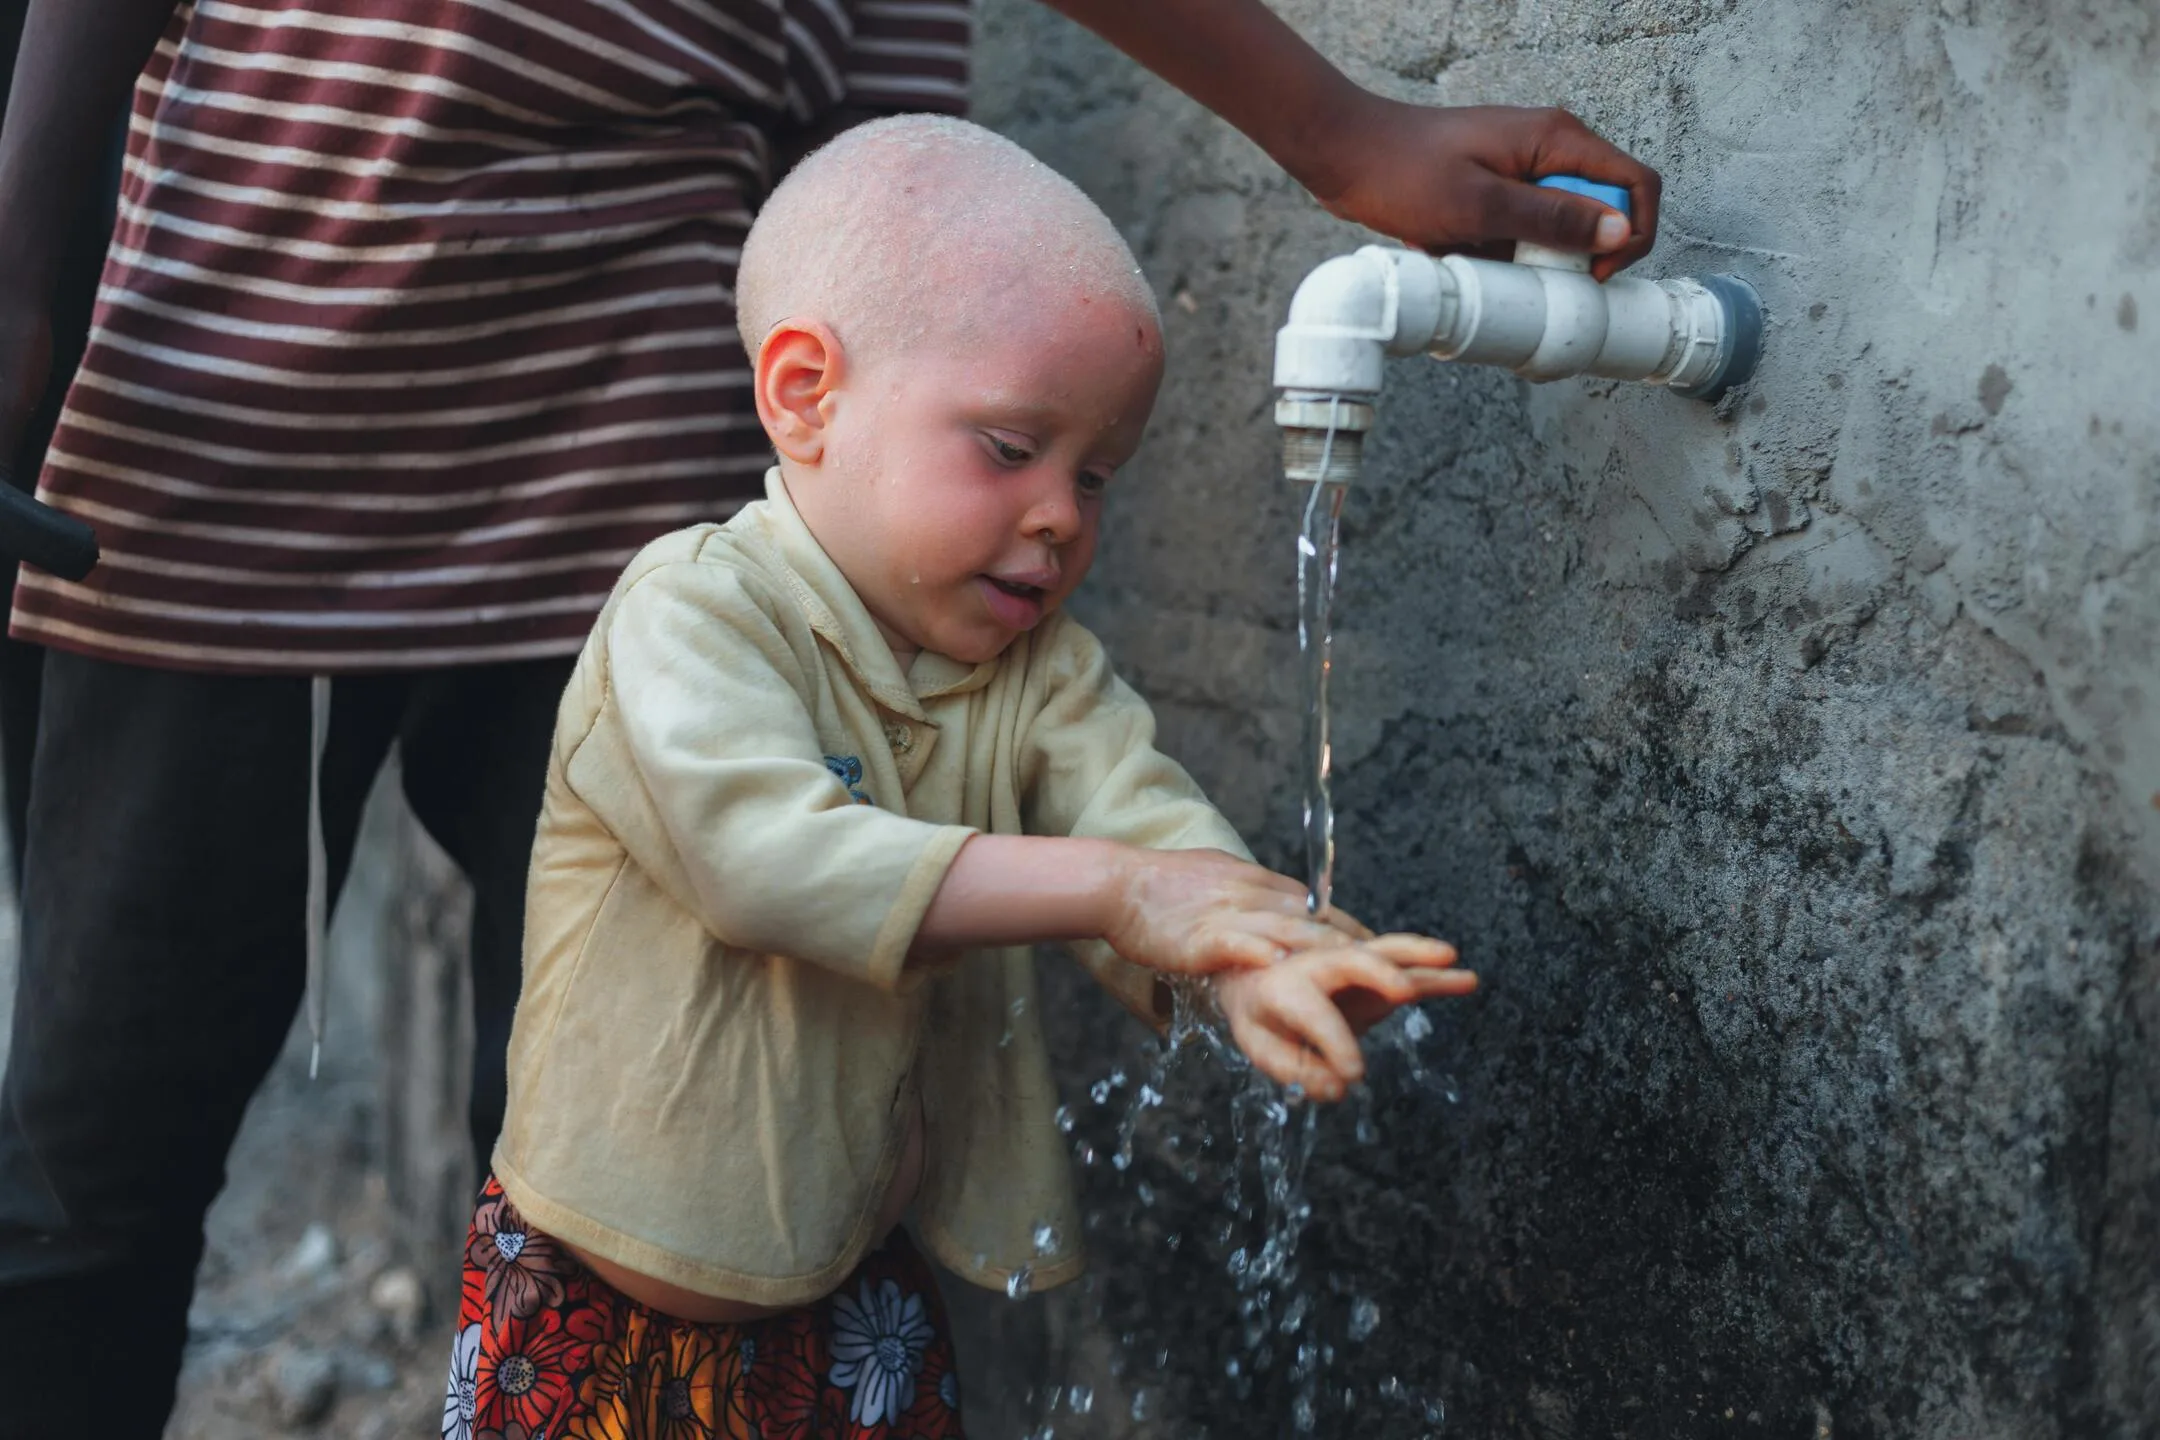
[970,0,2159,1436]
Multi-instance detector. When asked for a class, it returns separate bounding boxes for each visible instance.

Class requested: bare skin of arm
[1043,0,1661,279]
[0,0,179,450]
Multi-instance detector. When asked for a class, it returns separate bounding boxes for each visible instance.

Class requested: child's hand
[1101,847,1370,976]
[1212,933,1475,1101]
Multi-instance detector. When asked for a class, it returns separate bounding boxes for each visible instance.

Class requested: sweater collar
[751,468,998,719]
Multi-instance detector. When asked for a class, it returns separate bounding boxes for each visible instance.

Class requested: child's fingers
[1362,932,1461,969]
[1235,1023,1348,1099]
[1259,979,1366,1083]
[1316,905,1375,941]
[1298,947,1424,1005]
[1195,926,1283,972]
[1402,967,1480,997]
[1243,910,1363,957]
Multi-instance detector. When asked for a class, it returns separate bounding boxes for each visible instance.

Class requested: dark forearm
[0,0,175,296]
[1034,0,1662,274]
[1039,0,1366,196]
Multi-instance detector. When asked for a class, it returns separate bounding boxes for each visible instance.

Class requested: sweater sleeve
[566,558,975,990]
[1018,618,1251,858]
[1018,618,1252,1024]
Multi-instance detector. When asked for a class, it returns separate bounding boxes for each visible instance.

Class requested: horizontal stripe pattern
[17,0,969,674]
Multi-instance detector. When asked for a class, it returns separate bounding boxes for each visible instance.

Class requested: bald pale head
[735,115,1158,368]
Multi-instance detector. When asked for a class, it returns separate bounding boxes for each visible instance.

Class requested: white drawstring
[305,675,331,1079]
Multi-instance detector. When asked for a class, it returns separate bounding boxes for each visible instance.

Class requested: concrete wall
[967,2,2160,1436]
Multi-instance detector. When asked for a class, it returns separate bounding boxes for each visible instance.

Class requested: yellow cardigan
[494,470,1248,1306]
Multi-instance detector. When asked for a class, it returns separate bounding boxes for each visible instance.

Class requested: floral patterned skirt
[444,1175,967,1440]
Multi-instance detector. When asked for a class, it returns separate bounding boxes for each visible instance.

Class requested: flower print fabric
[828,1278,937,1426]
[467,1184,570,1321]
[444,1322,482,1440]
[445,1175,967,1439]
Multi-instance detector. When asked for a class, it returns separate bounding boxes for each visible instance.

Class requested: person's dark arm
[0,0,180,447]
[1040,0,1660,280]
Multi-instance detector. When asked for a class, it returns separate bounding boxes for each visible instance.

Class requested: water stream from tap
[1296,473,1348,915]
[1009,409,1460,1437]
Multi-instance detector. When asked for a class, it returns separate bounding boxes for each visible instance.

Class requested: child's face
[814,289,1164,665]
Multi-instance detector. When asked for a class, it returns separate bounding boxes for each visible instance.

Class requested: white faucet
[1273,177,1763,483]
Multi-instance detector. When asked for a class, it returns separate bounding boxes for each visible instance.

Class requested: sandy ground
[0,785,454,1439]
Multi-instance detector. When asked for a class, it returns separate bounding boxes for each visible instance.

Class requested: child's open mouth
[977,574,1049,629]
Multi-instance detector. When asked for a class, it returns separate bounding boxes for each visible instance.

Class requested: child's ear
[754,319,844,464]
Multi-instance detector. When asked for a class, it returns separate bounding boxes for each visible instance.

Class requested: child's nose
[1022,479,1083,543]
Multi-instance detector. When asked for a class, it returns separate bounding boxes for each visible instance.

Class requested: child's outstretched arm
[1213,933,1478,1101]
[913,834,1365,973]
[1042,0,1660,281]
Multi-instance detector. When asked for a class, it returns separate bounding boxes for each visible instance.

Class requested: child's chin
[937,624,1025,666]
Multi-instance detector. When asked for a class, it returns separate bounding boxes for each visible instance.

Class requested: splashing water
[1297,474,1349,915]
[1053,975,1465,1435]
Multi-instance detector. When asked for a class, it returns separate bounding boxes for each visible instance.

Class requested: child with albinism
[448,115,1477,1440]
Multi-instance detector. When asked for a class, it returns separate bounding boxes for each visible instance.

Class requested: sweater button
[884,720,913,754]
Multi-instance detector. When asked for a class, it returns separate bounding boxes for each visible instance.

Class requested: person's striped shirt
[13,0,970,673]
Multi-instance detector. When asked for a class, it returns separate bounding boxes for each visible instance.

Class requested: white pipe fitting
[1273,245,1761,404]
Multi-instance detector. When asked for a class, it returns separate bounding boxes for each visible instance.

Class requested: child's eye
[985,435,1032,466]
[1077,470,1112,498]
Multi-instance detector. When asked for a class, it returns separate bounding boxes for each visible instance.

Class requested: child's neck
[779,466,922,675]
[877,626,921,675]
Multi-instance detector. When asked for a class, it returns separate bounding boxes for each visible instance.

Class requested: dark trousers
[0,648,572,1438]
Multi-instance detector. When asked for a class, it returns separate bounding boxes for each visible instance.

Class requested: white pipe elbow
[1272,246,1452,398]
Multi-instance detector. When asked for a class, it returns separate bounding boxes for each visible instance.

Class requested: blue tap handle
[1536,174,1632,215]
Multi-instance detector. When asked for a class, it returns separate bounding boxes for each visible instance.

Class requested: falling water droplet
[1032,1222,1060,1255]
[1005,1266,1034,1300]
[1403,1007,1433,1043]
[1054,1105,1076,1134]
[1136,1180,1156,1207]
[1090,1078,1113,1105]
[1068,1385,1094,1415]
[1348,1296,1381,1342]
[1130,1388,1152,1422]
[1076,1143,1097,1167]
[1224,1357,1241,1379]
[1280,1292,1310,1334]
[1292,1395,1316,1432]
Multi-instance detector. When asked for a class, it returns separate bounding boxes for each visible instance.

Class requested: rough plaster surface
[961,1,2160,1436]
